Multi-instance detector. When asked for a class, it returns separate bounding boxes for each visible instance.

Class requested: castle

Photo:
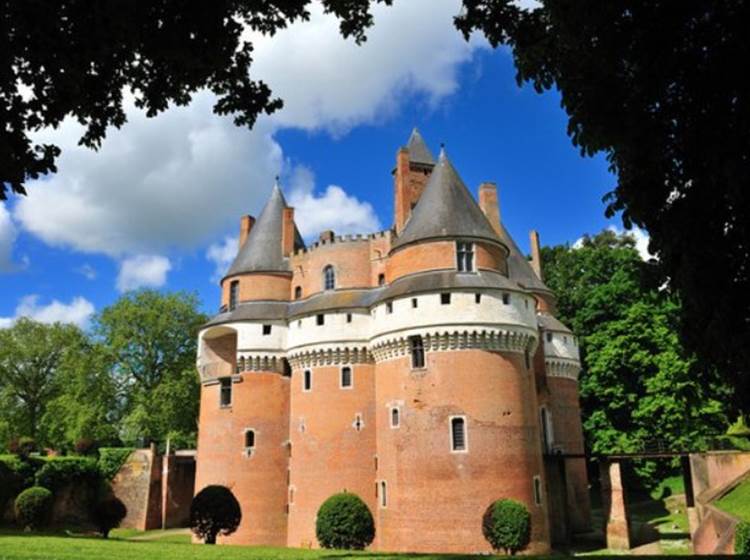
[195,129,591,554]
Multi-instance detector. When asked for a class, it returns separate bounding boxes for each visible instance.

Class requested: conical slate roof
[225,182,305,277]
[497,222,551,293]
[392,149,502,250]
[406,127,435,166]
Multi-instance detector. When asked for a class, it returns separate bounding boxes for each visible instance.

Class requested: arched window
[244,429,255,450]
[294,286,302,299]
[323,265,335,290]
[390,407,400,428]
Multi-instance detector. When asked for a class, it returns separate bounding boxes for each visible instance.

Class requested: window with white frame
[450,416,467,452]
[340,366,353,389]
[390,407,400,428]
[323,265,335,290]
[409,335,425,369]
[303,369,312,392]
[456,241,475,272]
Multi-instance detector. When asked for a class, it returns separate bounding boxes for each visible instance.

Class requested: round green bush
[93,496,127,538]
[315,492,375,550]
[15,486,53,529]
[190,485,242,544]
[482,498,531,555]
[736,521,750,555]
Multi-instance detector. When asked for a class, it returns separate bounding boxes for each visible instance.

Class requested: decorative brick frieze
[287,345,372,369]
[544,358,580,381]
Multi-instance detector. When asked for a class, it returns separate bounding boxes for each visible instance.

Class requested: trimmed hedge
[482,498,531,555]
[737,521,750,555]
[315,493,375,550]
[35,457,101,491]
[15,486,52,529]
[98,448,135,481]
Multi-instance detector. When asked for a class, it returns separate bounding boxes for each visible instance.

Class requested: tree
[93,496,128,538]
[0,0,391,199]
[455,1,750,410]
[95,290,207,445]
[0,318,88,444]
[190,485,242,545]
[541,231,731,484]
[482,499,531,555]
[315,493,375,550]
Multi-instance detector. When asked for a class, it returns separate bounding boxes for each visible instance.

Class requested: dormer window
[323,265,335,291]
[456,242,474,272]
[229,280,239,311]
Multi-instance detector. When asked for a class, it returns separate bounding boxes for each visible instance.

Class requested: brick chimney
[282,208,295,256]
[529,230,543,280]
[239,215,255,249]
[394,148,412,233]
[478,182,501,235]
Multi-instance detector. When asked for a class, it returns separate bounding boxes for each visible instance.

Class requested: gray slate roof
[392,150,502,250]
[498,222,552,294]
[406,128,436,166]
[537,312,572,333]
[225,183,305,277]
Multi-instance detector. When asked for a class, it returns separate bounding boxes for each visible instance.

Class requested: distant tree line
[0,290,207,453]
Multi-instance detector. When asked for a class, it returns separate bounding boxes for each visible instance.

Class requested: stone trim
[545,358,580,381]
[370,327,537,363]
[288,345,372,369]
[236,353,287,373]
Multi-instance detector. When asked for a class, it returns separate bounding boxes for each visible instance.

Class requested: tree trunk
[205,532,217,545]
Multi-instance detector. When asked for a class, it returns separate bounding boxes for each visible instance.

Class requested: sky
[0,0,647,328]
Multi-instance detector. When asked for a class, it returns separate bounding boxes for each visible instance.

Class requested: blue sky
[0,1,636,327]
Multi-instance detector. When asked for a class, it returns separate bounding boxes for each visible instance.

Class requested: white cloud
[0,202,18,272]
[206,235,239,283]
[0,295,95,329]
[75,263,97,280]
[116,255,172,292]
[573,226,655,261]
[288,166,381,239]
[15,0,485,262]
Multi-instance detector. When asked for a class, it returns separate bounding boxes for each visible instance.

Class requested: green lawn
[714,478,750,523]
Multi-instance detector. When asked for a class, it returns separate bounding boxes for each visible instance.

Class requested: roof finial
[439,143,446,160]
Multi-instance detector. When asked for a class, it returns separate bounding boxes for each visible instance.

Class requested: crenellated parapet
[370,326,537,363]
[287,344,372,369]
[544,358,580,381]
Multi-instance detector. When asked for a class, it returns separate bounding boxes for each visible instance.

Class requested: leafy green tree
[0,319,88,445]
[95,290,207,445]
[316,493,375,550]
[482,499,531,555]
[1,1,391,199]
[455,1,750,409]
[541,231,730,483]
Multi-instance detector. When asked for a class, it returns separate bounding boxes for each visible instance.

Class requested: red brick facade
[195,131,590,553]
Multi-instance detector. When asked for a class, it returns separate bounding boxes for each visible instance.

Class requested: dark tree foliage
[190,485,242,545]
[93,496,127,538]
[315,492,375,550]
[0,0,391,199]
[455,1,750,409]
[481,499,531,555]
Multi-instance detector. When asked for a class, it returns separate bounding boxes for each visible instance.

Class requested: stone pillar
[600,459,631,550]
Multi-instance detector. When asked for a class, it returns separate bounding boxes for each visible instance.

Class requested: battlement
[291,229,392,256]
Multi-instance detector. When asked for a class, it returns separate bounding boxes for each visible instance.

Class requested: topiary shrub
[15,486,52,529]
[93,496,127,538]
[736,521,750,555]
[482,498,532,555]
[98,448,135,481]
[35,456,101,492]
[190,485,242,544]
[315,492,375,550]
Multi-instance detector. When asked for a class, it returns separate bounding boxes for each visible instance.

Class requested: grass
[713,478,750,523]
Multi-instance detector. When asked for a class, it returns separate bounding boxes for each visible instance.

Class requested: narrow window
[298,319,302,327]
[229,280,239,311]
[540,407,554,453]
[502,292,510,305]
[303,370,312,392]
[323,265,335,291]
[346,313,352,323]
[525,299,529,309]
[525,350,531,370]
[354,413,364,431]
[456,241,475,272]
[475,293,482,304]
[546,332,553,343]
[386,301,393,314]
[374,455,378,470]
[316,314,325,326]
[391,407,400,428]
[441,293,451,305]
[380,481,387,508]
[341,366,353,389]
[533,476,543,506]
[378,273,385,286]
[244,429,255,453]
[451,416,467,452]
[409,335,425,369]
[294,286,302,300]
[411,298,418,309]
[262,324,272,335]
[219,377,232,408]
[289,486,295,504]
[236,357,245,374]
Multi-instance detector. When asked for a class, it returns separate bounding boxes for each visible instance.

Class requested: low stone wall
[692,505,737,555]
[690,451,750,503]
